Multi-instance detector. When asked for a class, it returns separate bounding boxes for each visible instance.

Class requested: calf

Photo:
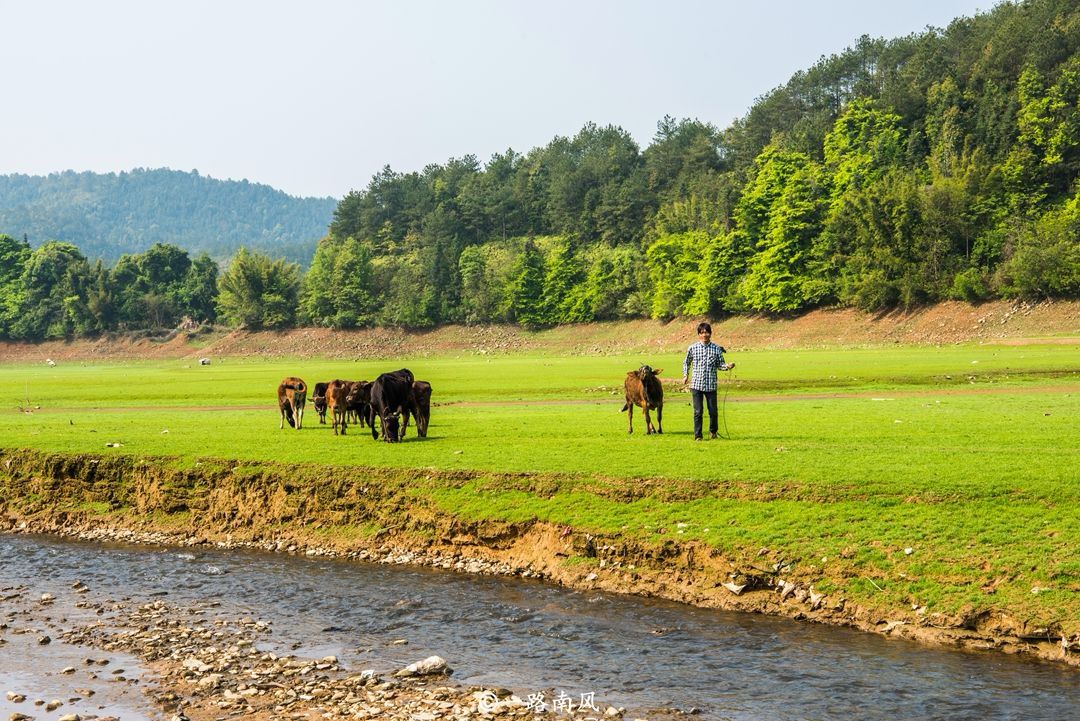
[277,377,308,430]
[621,365,663,434]
[368,369,418,443]
[325,379,352,436]
[311,382,329,424]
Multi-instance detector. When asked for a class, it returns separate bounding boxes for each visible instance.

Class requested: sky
[2,0,992,200]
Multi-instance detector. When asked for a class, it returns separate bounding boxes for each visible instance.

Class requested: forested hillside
[0,0,1077,340]
[0,169,335,265]
[316,0,1078,328]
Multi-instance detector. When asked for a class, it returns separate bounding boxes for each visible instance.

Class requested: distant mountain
[0,168,336,265]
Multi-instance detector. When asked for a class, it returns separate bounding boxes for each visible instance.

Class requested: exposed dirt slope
[0,300,1076,363]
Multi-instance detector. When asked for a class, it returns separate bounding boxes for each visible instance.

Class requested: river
[1,534,1076,720]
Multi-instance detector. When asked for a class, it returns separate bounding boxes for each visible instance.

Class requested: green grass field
[1,342,1077,629]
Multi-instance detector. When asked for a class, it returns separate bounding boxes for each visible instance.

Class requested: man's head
[696,322,712,342]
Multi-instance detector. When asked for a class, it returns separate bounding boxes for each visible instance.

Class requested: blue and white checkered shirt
[683,341,727,392]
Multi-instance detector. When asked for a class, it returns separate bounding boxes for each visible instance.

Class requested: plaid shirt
[683,341,727,392]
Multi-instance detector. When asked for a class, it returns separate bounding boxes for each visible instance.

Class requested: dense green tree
[738,160,830,312]
[111,243,192,328]
[508,239,546,328]
[10,241,94,339]
[540,238,584,324]
[374,253,437,328]
[645,231,712,319]
[179,253,219,323]
[216,248,300,329]
[458,243,516,324]
[0,234,31,338]
[300,235,375,328]
[996,190,1080,298]
[108,243,219,329]
[562,244,648,321]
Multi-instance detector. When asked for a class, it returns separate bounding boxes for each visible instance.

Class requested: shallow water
[0,595,151,721]
[1,533,1077,720]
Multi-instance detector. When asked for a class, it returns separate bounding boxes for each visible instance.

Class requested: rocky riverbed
[2,579,636,721]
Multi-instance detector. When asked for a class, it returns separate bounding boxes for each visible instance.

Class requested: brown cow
[345,380,371,428]
[278,377,308,430]
[621,365,663,434]
[325,379,352,435]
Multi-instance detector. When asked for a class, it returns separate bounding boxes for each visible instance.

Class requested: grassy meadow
[1,341,1078,628]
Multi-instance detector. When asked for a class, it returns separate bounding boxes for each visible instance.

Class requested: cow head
[636,365,661,381]
[346,380,371,406]
[381,413,401,443]
[312,382,329,413]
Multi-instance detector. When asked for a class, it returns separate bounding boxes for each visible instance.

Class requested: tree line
[1,0,1077,340]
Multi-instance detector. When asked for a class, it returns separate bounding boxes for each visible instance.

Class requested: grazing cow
[403,380,432,438]
[368,369,418,443]
[311,382,330,424]
[345,380,371,428]
[325,379,352,435]
[621,365,663,434]
[277,377,308,430]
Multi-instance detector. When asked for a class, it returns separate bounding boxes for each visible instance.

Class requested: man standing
[681,322,734,440]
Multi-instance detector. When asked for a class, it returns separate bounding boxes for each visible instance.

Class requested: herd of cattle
[276,364,663,442]
[277,369,432,443]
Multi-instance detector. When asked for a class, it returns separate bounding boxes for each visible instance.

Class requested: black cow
[311,382,329,424]
[345,380,371,428]
[402,380,432,438]
[368,369,418,443]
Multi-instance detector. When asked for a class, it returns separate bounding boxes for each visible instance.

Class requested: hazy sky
[2,1,991,199]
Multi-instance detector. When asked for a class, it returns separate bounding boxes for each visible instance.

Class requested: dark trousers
[691,389,718,438]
